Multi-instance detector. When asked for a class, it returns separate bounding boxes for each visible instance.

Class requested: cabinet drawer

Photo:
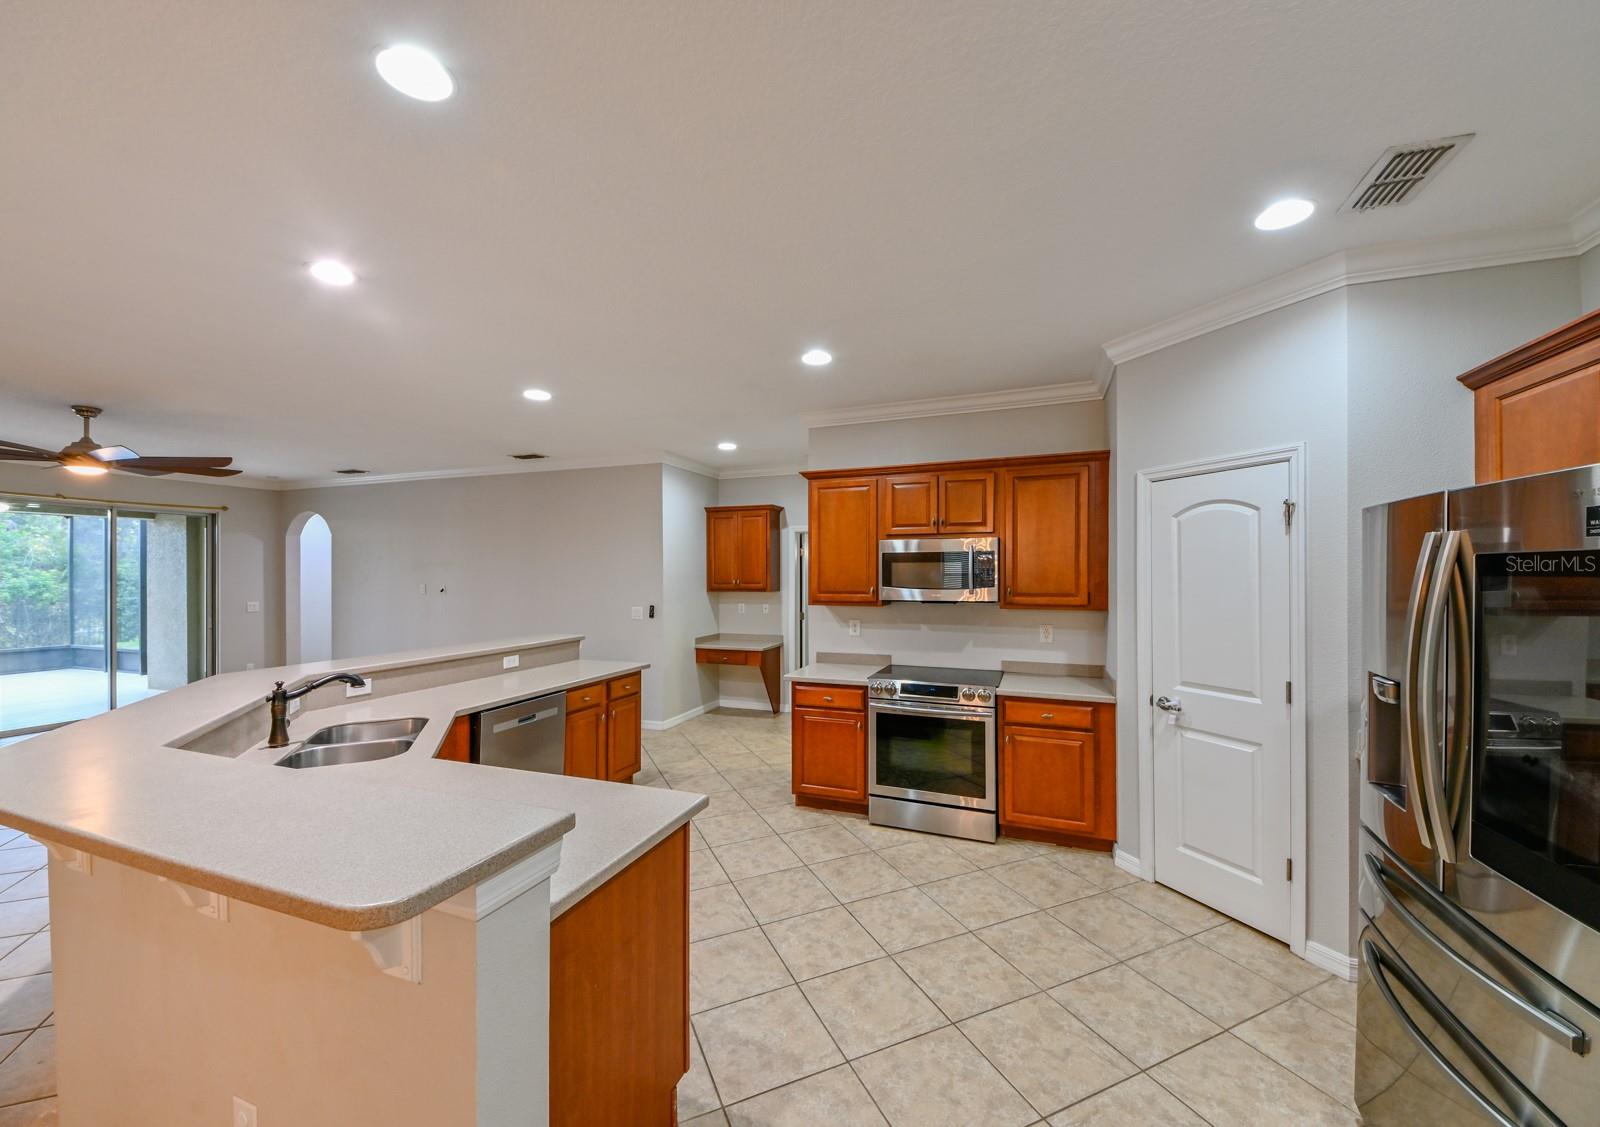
[792,684,865,711]
[607,672,642,699]
[1001,699,1094,730]
[566,683,606,712]
[696,648,756,667]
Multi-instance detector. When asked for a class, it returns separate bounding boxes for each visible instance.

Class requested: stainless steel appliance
[867,664,1000,842]
[475,691,566,773]
[1359,466,1600,1125]
[877,537,999,602]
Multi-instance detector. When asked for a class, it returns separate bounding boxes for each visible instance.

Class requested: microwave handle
[1402,531,1441,852]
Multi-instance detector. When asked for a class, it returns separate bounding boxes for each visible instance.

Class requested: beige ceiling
[3,0,1599,483]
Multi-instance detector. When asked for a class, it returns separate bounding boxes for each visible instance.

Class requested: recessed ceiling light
[522,388,553,402]
[1253,198,1316,231]
[374,45,454,102]
[65,464,108,477]
[800,348,833,367]
[717,441,738,452]
[308,258,356,286]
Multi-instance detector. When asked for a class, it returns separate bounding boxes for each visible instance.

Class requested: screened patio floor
[0,668,159,735]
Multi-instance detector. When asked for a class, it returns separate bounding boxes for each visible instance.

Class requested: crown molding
[276,452,688,491]
[802,379,1101,430]
[718,464,806,480]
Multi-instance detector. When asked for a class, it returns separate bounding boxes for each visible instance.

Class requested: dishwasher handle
[490,705,560,735]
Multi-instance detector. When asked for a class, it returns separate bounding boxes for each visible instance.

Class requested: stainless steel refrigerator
[1359,466,1600,1125]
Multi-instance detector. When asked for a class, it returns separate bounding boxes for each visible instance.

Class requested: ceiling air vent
[333,468,369,475]
[508,452,547,461]
[1341,134,1473,212]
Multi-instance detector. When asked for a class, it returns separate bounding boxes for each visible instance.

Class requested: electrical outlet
[288,698,301,715]
[1039,625,1053,643]
[848,619,861,637]
[346,679,372,698]
[738,603,746,614]
[245,601,260,613]
[233,1096,258,1127]
[245,662,255,670]
[502,654,519,670]
[631,606,644,620]
[763,604,770,614]
[419,582,428,597]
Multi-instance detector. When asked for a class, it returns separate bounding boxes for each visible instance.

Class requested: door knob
[1155,695,1183,713]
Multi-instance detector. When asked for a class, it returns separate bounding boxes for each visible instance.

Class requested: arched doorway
[285,512,332,664]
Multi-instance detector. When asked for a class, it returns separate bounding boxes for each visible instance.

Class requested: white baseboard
[1112,848,1149,880]
[1304,941,1358,982]
[644,702,713,731]
[716,697,786,715]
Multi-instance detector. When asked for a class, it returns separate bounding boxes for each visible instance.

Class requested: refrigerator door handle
[1364,853,1588,1053]
[1402,531,1441,851]
[1364,937,1562,1127]
[1444,547,1473,832]
[1417,530,1460,863]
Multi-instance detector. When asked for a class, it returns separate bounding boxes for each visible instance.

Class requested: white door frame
[1134,442,1308,955]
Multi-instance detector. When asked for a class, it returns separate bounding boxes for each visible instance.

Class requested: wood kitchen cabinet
[808,476,881,604]
[705,504,781,591]
[881,470,995,537]
[1002,457,1107,610]
[1460,308,1600,482]
[998,698,1116,848]
[564,698,603,778]
[562,673,642,781]
[436,714,472,762]
[791,683,867,806]
[606,681,642,781]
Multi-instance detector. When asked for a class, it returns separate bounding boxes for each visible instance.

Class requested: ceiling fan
[0,405,241,478]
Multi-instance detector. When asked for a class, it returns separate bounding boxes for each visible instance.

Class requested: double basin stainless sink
[273,717,429,769]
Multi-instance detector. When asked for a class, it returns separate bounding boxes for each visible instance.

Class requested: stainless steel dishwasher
[475,691,566,773]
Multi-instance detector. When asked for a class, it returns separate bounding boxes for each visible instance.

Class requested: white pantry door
[1150,460,1293,940]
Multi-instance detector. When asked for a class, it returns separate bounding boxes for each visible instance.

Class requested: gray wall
[1581,243,1600,314]
[807,401,1107,470]
[660,465,719,722]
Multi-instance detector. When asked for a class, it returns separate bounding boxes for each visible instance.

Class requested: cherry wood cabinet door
[565,704,603,779]
[792,707,866,801]
[737,509,773,588]
[1000,726,1098,837]
[1002,460,1106,609]
[707,511,742,591]
[938,471,995,535]
[1479,358,1600,482]
[809,477,880,604]
[436,714,473,762]
[606,692,642,781]
[880,473,940,536]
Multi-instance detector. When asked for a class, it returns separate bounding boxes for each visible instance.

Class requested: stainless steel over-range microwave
[877,537,999,602]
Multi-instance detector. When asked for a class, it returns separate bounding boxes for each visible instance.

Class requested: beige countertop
[0,636,704,929]
[786,661,879,686]
[695,633,783,652]
[1496,693,1600,726]
[997,672,1117,704]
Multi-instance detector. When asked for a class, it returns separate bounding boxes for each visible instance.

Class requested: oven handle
[868,700,994,721]
[1364,853,1587,1053]
[1402,530,1441,852]
[1363,937,1560,1127]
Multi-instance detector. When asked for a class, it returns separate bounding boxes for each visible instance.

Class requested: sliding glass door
[0,496,215,738]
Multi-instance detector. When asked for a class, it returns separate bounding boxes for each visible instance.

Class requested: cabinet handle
[869,585,876,596]
[857,720,863,731]
[823,695,833,702]
[1041,712,1054,719]
[1007,586,1013,597]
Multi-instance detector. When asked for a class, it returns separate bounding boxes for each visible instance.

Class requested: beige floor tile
[958,993,1135,1117]
[1047,1074,1207,1126]
[975,912,1113,988]
[846,888,967,954]
[691,927,794,1013]
[713,836,805,882]
[0,936,49,983]
[1150,1033,1357,1127]
[0,851,44,878]
[763,907,886,981]
[876,840,978,885]
[0,975,51,1036]
[690,849,731,890]
[0,1096,57,1126]
[1302,977,1357,1026]
[1112,882,1226,935]
[734,868,838,924]
[781,824,870,865]
[894,933,1037,1022]
[0,1026,55,1108]
[723,766,789,791]
[701,751,768,774]
[1046,848,1140,891]
[844,820,928,851]
[739,783,795,810]
[988,858,1098,909]
[697,790,755,819]
[697,811,778,847]
[757,804,837,835]
[852,1026,1035,1127]
[0,1033,22,1065]
[1048,964,1219,1068]
[693,986,845,1105]
[682,1110,727,1127]
[1194,921,1330,993]
[0,902,47,942]
[800,958,948,1058]
[691,885,758,941]
[0,875,46,906]
[942,836,1041,869]
[1234,997,1365,1108]
[920,871,1035,929]
[725,1063,886,1126]
[1125,938,1289,1027]
[662,758,723,783]
[810,853,910,903]
[1047,893,1182,959]
[678,1028,722,1119]
[687,822,708,852]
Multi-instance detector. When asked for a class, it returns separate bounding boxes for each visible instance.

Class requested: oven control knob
[960,688,976,701]
[976,689,993,703]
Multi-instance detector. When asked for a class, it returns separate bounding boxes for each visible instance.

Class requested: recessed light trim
[374,45,454,102]
[800,348,833,367]
[717,441,738,451]
[1253,198,1316,231]
[522,388,553,402]
[308,258,356,287]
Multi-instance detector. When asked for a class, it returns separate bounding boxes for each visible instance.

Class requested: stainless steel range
[866,664,1001,842]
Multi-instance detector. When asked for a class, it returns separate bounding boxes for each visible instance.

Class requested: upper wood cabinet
[705,505,781,591]
[1460,309,1600,483]
[881,470,995,537]
[1002,457,1107,610]
[808,477,880,604]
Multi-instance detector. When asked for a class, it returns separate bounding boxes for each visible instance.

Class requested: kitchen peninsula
[0,634,702,1127]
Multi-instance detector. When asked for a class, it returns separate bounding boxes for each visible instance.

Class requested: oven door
[878,537,999,602]
[868,700,996,810]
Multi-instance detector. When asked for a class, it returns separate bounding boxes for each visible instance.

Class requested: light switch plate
[246,601,260,613]
[631,606,644,620]
[502,654,519,670]
[346,679,372,698]
[848,619,861,637]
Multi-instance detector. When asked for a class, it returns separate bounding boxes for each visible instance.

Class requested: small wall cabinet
[880,470,995,537]
[790,683,867,804]
[998,698,1116,848]
[706,505,781,591]
[1459,308,1600,482]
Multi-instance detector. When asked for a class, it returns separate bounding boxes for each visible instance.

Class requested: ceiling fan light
[65,464,109,476]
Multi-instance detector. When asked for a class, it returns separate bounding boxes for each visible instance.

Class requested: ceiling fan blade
[0,452,58,464]
[115,462,241,478]
[119,456,234,469]
[90,445,141,462]
[0,440,58,459]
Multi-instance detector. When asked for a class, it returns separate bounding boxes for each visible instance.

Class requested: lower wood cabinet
[999,698,1115,847]
[564,701,604,778]
[606,688,642,781]
[436,715,472,762]
[791,684,867,804]
[564,674,643,781]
